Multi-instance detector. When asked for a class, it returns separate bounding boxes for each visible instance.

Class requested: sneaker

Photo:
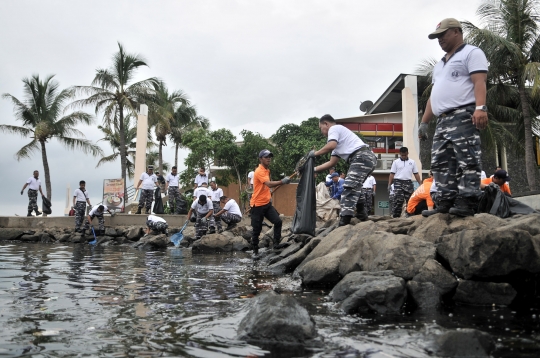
[338,215,352,227]
[226,222,237,231]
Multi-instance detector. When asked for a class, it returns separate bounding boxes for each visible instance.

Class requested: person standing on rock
[86,205,114,236]
[165,166,185,214]
[136,165,157,214]
[419,18,488,217]
[388,147,422,218]
[209,181,224,233]
[21,170,44,217]
[215,196,243,231]
[187,194,215,239]
[145,214,168,236]
[73,180,91,233]
[310,115,377,226]
[250,149,291,255]
[361,174,376,215]
[193,167,208,189]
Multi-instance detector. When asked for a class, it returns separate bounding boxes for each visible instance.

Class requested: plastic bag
[478,183,536,218]
[291,156,316,236]
[42,197,52,215]
[153,187,164,214]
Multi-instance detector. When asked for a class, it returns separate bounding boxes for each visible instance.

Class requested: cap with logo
[428,18,462,39]
[258,149,274,158]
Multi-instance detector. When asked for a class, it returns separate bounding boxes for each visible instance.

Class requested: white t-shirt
[26,177,41,190]
[328,125,367,161]
[247,171,254,186]
[191,200,212,215]
[430,180,437,193]
[147,214,166,223]
[193,186,211,201]
[140,172,157,190]
[362,175,376,189]
[390,158,419,180]
[73,188,88,202]
[431,44,488,116]
[166,173,180,186]
[89,205,108,216]
[223,199,242,217]
[209,187,223,202]
[194,173,209,187]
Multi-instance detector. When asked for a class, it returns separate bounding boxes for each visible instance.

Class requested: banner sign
[378,201,389,209]
[103,179,125,212]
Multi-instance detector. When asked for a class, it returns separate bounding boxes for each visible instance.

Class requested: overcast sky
[0,0,481,216]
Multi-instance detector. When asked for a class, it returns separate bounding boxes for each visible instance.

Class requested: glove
[88,205,92,210]
[418,122,429,140]
[110,212,116,217]
[372,192,376,196]
[201,217,207,224]
[307,150,316,159]
[281,176,291,184]
[20,190,23,195]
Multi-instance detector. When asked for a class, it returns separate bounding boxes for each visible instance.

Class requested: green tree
[463,0,540,190]
[1,74,102,201]
[74,42,158,200]
[170,104,210,167]
[146,150,170,172]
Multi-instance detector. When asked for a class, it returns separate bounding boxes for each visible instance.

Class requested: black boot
[35,210,42,216]
[449,197,476,217]
[338,215,352,227]
[27,212,33,217]
[208,226,216,234]
[422,200,452,217]
[135,208,142,214]
[355,202,368,221]
[251,238,259,255]
[145,209,150,214]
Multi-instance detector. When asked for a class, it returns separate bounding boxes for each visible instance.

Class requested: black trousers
[250,202,282,246]
[410,200,428,216]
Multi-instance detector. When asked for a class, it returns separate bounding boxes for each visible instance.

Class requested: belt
[348,146,371,162]
[440,103,475,117]
[169,186,178,188]
[28,189,37,191]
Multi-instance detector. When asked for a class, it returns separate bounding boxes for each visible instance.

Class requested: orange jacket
[407,178,434,214]
[481,178,511,195]
[250,164,272,207]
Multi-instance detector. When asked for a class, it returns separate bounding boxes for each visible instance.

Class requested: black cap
[259,149,274,158]
[494,169,510,182]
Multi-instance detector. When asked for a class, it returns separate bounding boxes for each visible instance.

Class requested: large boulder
[191,233,250,253]
[406,281,441,310]
[133,234,169,249]
[125,226,143,241]
[329,271,406,314]
[268,238,321,275]
[412,259,458,295]
[237,290,316,343]
[0,228,25,240]
[427,329,495,357]
[453,280,517,306]
[297,248,346,287]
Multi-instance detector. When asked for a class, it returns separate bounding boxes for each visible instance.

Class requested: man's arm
[471,72,488,130]
[314,156,340,174]
[187,208,193,219]
[420,98,434,124]
[414,173,422,183]
[314,140,337,157]
[86,214,93,224]
[136,179,142,189]
[21,183,28,194]
[38,185,44,196]
[373,184,376,194]
[215,208,226,217]
[72,195,77,207]
[388,173,395,188]
[264,179,288,188]
[204,209,213,219]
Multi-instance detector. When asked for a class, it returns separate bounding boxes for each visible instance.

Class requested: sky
[0,0,481,216]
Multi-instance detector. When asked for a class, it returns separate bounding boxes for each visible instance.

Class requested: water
[0,242,539,357]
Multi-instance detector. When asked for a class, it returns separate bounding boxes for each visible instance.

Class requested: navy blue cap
[259,149,274,158]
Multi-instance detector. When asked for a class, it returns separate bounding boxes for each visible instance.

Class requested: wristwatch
[475,105,487,112]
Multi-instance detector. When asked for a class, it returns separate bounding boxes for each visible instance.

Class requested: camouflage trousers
[212,201,223,230]
[431,106,481,202]
[74,201,87,230]
[219,212,241,225]
[89,213,105,230]
[389,193,395,215]
[341,149,377,217]
[195,211,216,239]
[361,188,374,215]
[392,179,414,217]
[146,220,168,234]
[27,189,38,213]
[168,187,186,214]
[138,189,154,211]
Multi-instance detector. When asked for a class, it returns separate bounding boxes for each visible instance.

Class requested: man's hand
[307,150,316,159]
[281,176,291,184]
[418,122,429,140]
[201,217,207,224]
[472,110,488,130]
[20,190,23,195]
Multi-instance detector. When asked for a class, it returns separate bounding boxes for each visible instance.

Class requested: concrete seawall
[0,214,187,229]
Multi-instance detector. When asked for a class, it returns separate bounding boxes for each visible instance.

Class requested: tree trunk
[40,140,51,217]
[174,143,179,167]
[118,104,128,205]
[159,140,163,174]
[518,85,539,191]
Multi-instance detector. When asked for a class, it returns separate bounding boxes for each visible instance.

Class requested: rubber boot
[355,202,368,221]
[135,208,142,214]
[338,215,352,227]
[35,210,42,216]
[251,237,259,255]
[208,226,216,234]
[449,197,476,217]
[422,200,452,217]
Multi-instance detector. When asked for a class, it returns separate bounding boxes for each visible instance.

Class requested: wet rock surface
[453,280,517,306]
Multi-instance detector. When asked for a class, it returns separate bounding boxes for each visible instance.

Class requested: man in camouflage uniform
[146,214,169,235]
[209,181,224,232]
[165,166,186,214]
[20,170,44,217]
[72,180,92,233]
[311,114,377,226]
[186,194,215,240]
[388,147,422,218]
[419,18,488,217]
[361,174,376,215]
[136,165,157,214]
[86,205,114,236]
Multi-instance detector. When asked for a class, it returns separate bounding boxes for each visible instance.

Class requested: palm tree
[170,104,210,167]
[73,42,158,200]
[1,74,102,202]
[148,81,190,173]
[146,150,170,172]
[463,0,540,190]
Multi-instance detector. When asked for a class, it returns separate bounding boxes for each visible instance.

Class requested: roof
[366,73,412,115]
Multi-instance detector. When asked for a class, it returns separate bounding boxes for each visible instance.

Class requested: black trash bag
[291,156,316,236]
[153,187,164,214]
[42,197,52,215]
[478,183,536,218]
[177,199,188,215]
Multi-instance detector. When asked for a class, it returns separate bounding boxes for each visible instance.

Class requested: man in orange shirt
[406,174,434,216]
[250,149,291,255]
[481,169,511,196]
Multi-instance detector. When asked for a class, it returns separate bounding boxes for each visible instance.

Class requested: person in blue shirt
[325,172,344,200]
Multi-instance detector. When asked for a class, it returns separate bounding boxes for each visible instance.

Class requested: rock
[229,225,248,237]
[297,248,346,287]
[71,234,84,243]
[453,280,517,306]
[113,236,129,245]
[133,234,169,250]
[406,281,440,310]
[269,238,321,275]
[125,226,143,241]
[20,233,40,242]
[437,224,540,279]
[278,241,303,259]
[0,228,25,240]
[237,290,316,343]
[192,233,249,253]
[58,234,71,243]
[429,329,495,357]
[104,228,119,237]
[40,233,54,243]
[231,236,250,251]
[330,271,407,314]
[412,259,457,295]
